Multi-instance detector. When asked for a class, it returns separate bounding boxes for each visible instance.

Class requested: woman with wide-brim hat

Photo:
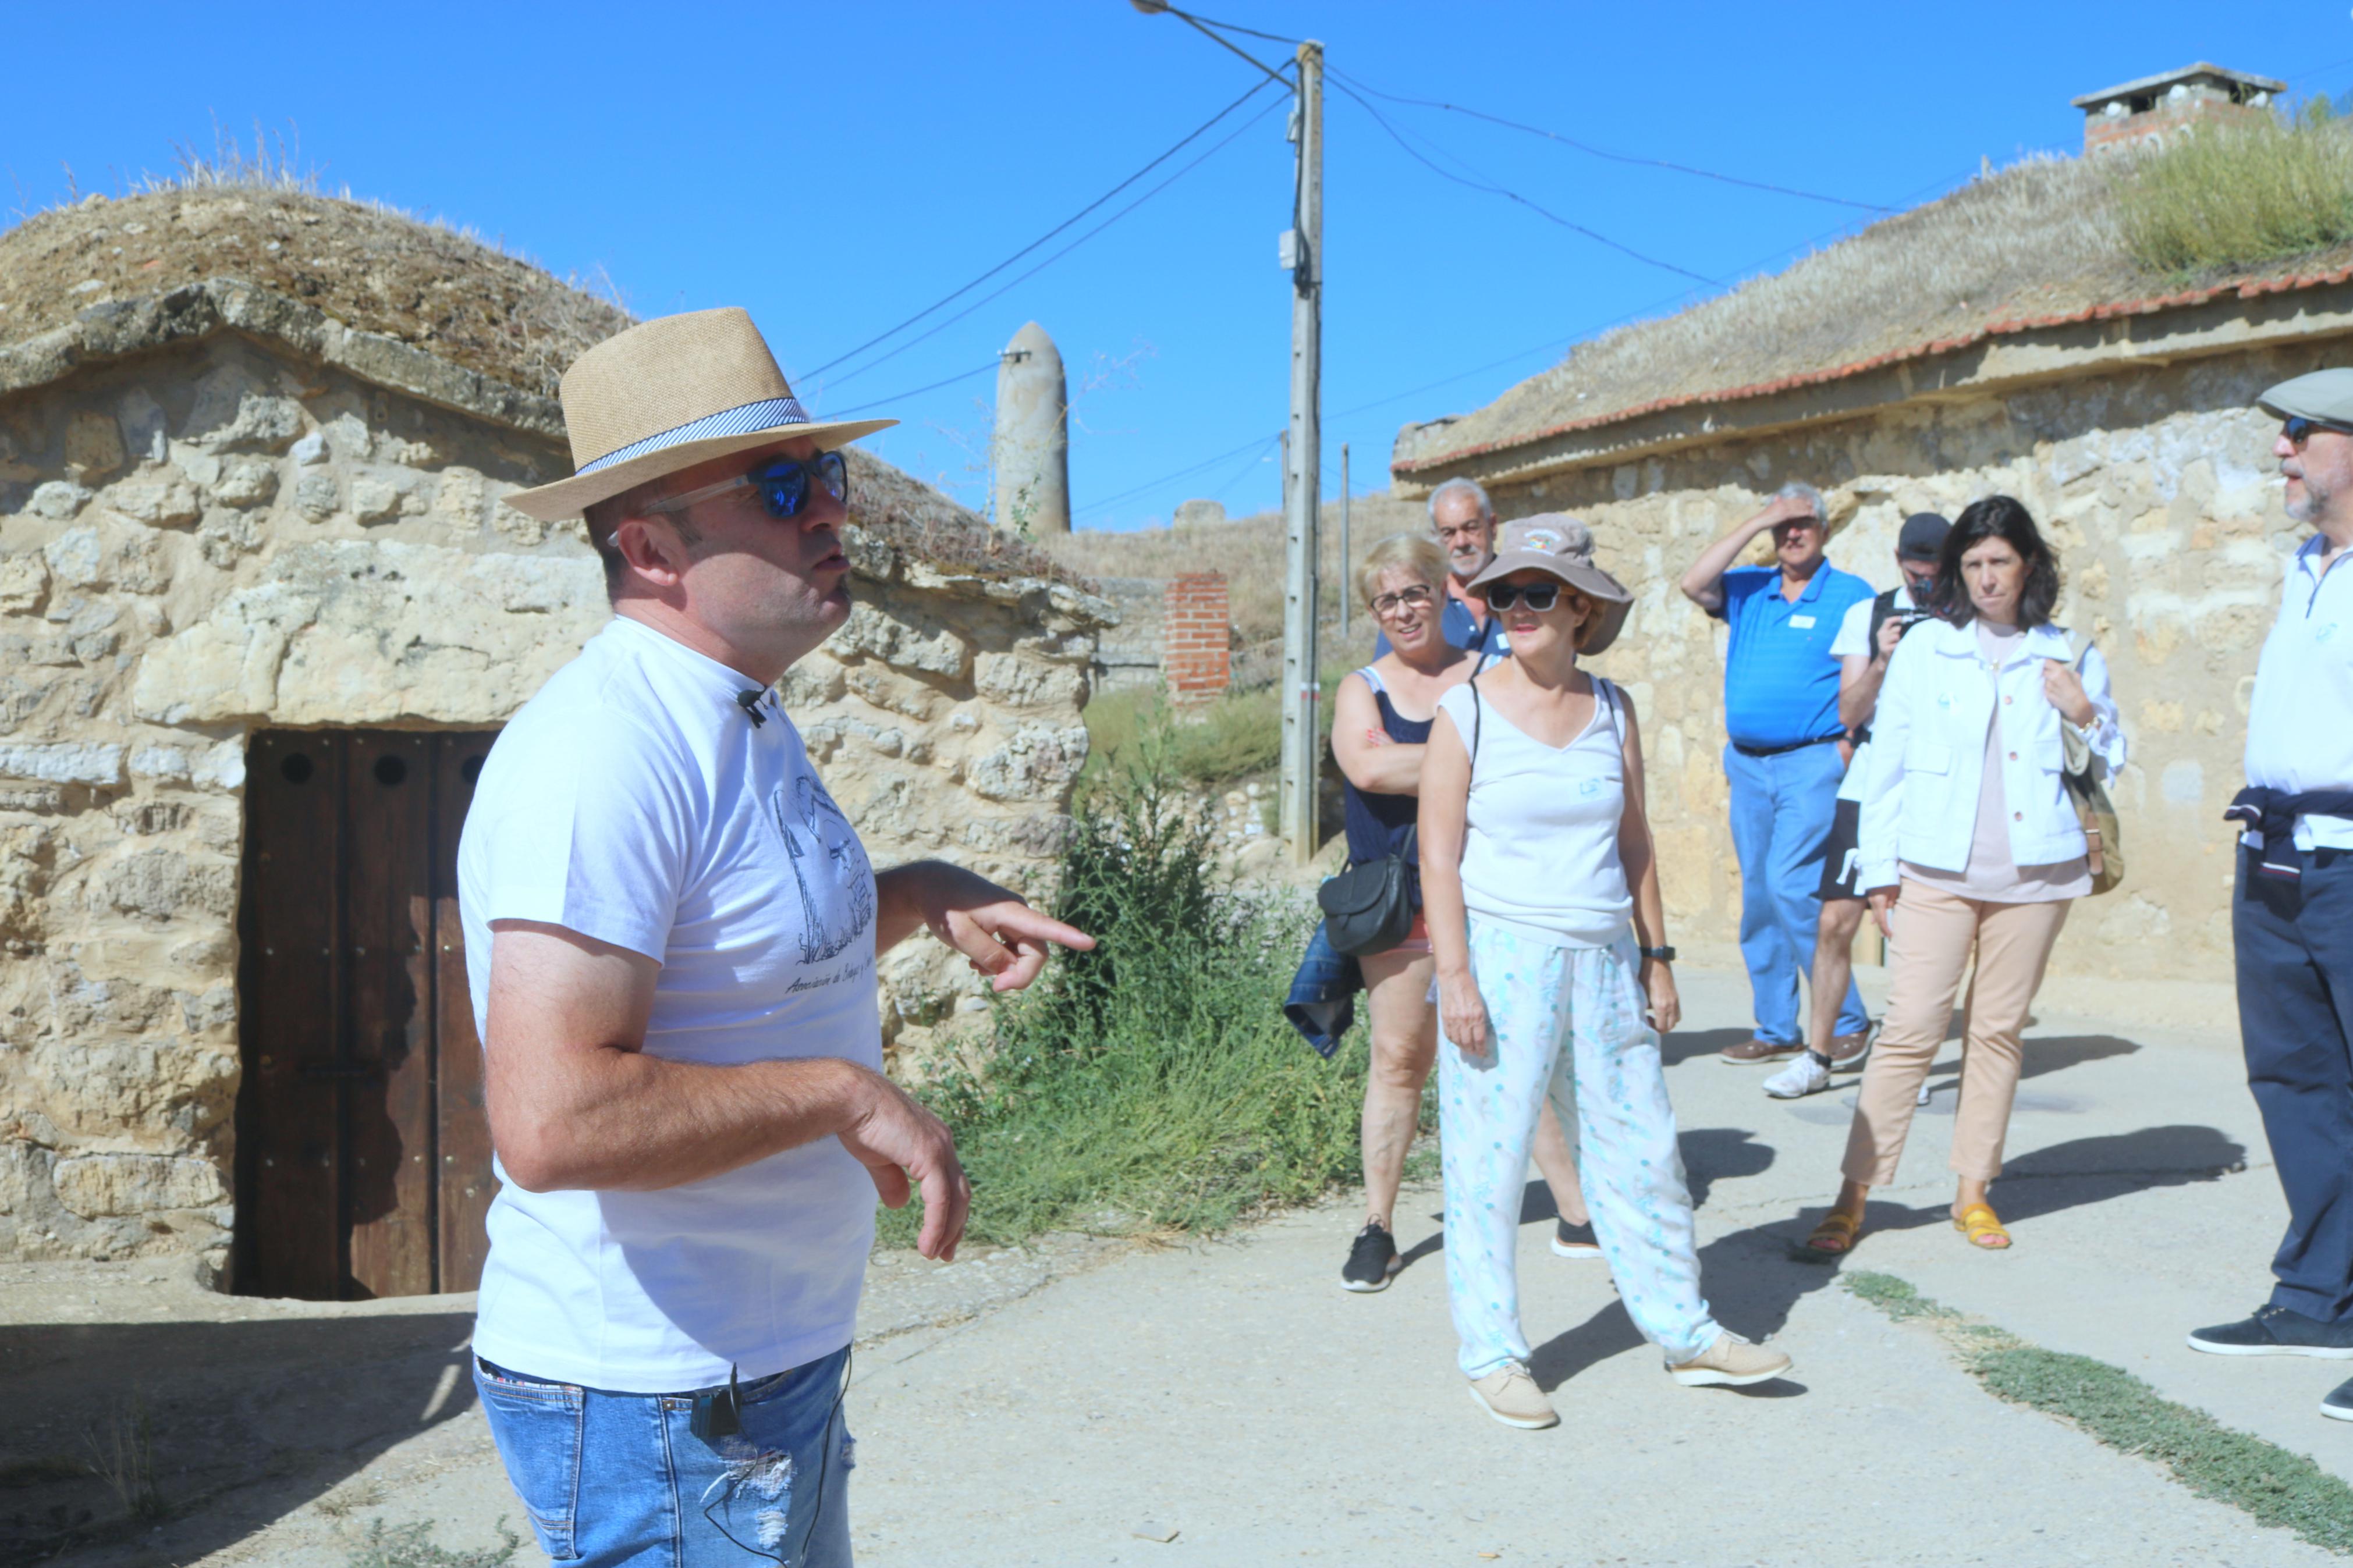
[1419,515,1793,1429]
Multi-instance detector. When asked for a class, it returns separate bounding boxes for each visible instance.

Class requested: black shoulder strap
[1866,587,1902,653]
[1467,644,1493,778]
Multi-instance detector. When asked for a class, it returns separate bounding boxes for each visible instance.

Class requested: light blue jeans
[1724,741,1868,1045]
[474,1346,853,1567]
[1439,919,1721,1377]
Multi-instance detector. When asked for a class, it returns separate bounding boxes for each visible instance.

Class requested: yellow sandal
[1804,1208,1864,1254]
[1953,1203,2012,1250]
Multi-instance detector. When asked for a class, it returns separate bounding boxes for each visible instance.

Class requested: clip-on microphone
[735,689,768,727]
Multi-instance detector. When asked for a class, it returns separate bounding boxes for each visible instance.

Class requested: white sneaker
[1763,1052,1830,1100]
[1917,1080,1933,1107]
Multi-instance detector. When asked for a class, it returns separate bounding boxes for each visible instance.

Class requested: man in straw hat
[456,307,1092,1562]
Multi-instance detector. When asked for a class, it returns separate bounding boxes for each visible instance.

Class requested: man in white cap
[459,307,1092,1563]
[2190,368,2353,1424]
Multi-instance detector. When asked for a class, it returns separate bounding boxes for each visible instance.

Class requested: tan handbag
[2059,634,2124,896]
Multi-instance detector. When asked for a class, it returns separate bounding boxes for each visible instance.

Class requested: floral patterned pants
[1438,919,1721,1377]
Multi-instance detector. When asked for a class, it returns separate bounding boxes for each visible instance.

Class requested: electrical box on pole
[1279,38,1324,866]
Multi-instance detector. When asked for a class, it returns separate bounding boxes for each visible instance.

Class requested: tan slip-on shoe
[1720,1036,1804,1065]
[1825,1027,1873,1068]
[1669,1330,1792,1387]
[1468,1361,1559,1429]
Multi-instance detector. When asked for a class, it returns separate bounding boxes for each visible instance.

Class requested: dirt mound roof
[1393,152,2353,475]
[0,186,629,399]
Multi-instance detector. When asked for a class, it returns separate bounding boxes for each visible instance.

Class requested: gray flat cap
[2257,368,2353,425]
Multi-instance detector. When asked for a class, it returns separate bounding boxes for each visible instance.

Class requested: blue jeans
[474,1346,854,1567]
[2236,844,2353,1323]
[1724,742,1867,1045]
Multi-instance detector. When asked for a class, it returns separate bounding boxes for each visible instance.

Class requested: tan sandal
[1804,1208,1863,1254]
[1953,1203,2011,1250]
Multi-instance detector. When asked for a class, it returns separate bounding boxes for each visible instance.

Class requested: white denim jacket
[1857,616,2127,892]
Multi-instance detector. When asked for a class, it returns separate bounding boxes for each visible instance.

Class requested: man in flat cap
[2190,369,2353,1424]
[459,307,1092,1562]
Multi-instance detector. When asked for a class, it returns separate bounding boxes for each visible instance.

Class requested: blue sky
[5,3,2342,530]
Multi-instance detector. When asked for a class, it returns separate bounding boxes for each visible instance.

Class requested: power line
[1328,66,1894,214]
[1074,431,1281,519]
[819,359,1001,418]
[1324,74,1715,285]
[804,77,1281,383]
[819,87,1287,394]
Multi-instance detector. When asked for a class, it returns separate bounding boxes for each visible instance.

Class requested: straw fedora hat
[1464,514,1635,654]
[505,307,896,521]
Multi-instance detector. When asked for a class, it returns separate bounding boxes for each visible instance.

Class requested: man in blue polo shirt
[1375,477,1512,662]
[1680,481,1874,1064]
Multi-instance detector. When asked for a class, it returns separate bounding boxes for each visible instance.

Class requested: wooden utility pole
[1279,38,1324,866]
[1339,442,1351,636]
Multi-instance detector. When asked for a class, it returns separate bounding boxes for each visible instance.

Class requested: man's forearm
[1839,661,1888,731]
[492,1050,880,1193]
[1678,513,1768,605]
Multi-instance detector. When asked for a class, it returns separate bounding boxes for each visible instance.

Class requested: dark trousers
[2236,842,2353,1322]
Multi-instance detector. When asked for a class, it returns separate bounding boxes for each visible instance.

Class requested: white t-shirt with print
[1830,585,1916,804]
[458,615,882,1393]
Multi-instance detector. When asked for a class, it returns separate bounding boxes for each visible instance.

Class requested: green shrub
[2118,102,2353,279]
[1079,669,1356,795]
[879,755,1367,1248]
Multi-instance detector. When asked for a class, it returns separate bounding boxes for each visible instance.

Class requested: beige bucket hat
[505,307,896,521]
[1465,513,1635,654]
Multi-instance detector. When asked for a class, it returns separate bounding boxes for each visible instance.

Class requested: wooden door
[235,728,499,1299]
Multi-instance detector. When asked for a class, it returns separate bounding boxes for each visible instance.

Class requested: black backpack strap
[1865,587,1902,655]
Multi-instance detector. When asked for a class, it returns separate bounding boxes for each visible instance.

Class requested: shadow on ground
[1521,1122,2244,1395]
[0,1310,477,1565]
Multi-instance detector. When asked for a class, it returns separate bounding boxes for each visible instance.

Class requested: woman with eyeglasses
[1419,516,1792,1429]
[1330,535,1596,1294]
[1803,495,2126,1256]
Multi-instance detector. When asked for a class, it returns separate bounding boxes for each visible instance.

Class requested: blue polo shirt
[1710,563,1873,750]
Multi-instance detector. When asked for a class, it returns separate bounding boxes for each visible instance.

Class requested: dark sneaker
[2187,1304,2353,1358]
[1551,1219,1602,1260]
[2324,1377,2353,1422]
[1720,1036,1803,1065]
[1341,1221,1398,1292]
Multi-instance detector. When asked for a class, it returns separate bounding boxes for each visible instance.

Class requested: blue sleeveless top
[1341,667,1426,901]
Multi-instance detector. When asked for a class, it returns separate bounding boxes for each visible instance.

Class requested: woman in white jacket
[1805,495,2125,1254]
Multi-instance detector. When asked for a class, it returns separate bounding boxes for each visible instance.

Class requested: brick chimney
[2072,63,2284,155]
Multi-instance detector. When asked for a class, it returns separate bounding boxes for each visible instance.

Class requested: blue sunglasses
[650,450,850,520]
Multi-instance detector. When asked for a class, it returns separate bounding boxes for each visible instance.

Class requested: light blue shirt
[2245,533,2353,851]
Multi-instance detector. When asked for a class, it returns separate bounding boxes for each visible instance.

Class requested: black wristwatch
[1639,945,1676,962]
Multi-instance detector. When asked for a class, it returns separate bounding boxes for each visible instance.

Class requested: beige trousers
[1842,879,2072,1186]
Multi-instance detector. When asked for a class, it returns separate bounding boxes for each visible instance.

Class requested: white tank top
[1436,675,1634,949]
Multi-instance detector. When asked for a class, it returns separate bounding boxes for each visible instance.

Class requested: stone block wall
[0,326,1108,1269]
[1463,342,2324,986]
[1162,572,1232,706]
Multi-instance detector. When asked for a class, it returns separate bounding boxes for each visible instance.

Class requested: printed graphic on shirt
[770,773,876,965]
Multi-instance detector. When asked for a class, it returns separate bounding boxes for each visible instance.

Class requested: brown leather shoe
[1720,1036,1804,1064]
[1824,1029,1872,1068]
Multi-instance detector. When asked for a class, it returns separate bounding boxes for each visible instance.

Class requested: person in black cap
[1765,512,1950,1099]
[2190,369,2353,1423]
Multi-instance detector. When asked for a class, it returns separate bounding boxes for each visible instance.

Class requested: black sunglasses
[2284,417,2353,449]
[650,449,850,521]
[1484,581,1560,612]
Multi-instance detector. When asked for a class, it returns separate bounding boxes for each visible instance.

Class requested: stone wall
[0,322,1108,1269]
[1161,572,1231,705]
[1448,341,2320,987]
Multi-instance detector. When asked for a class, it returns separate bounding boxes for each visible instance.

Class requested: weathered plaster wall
[1465,342,2320,988]
[0,326,1106,1270]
